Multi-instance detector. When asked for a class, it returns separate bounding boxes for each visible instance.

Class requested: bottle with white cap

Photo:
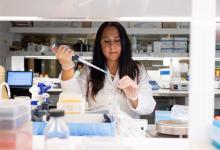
[131,36,137,53]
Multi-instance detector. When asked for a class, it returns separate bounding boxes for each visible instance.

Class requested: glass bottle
[44,109,69,150]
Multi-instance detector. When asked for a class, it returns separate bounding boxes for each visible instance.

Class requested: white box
[153,41,161,53]
[161,37,174,53]
[71,22,81,28]
[174,37,188,41]
[173,37,188,53]
[161,48,173,53]
[180,22,190,28]
[129,22,161,28]
[0,100,30,130]
[174,41,187,49]
[57,92,85,114]
[64,114,104,123]
[161,41,173,49]
[34,22,71,27]
[92,22,128,28]
[173,48,187,53]
[134,119,148,136]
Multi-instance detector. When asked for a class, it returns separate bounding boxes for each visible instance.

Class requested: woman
[52,22,156,118]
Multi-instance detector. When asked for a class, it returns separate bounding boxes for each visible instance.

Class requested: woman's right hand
[51,45,75,70]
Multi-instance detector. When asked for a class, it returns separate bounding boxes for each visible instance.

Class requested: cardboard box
[162,22,177,28]
[81,22,92,28]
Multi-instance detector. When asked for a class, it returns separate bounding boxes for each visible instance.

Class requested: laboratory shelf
[9,51,189,60]
[9,27,189,35]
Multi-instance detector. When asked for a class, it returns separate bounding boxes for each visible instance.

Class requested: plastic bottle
[44,109,69,150]
[131,36,137,53]
[147,42,152,53]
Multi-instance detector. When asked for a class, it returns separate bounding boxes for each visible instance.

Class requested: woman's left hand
[118,75,139,101]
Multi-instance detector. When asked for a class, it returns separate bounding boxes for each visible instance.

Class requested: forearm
[61,68,74,81]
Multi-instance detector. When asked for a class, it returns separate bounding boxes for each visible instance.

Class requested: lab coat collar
[106,67,119,85]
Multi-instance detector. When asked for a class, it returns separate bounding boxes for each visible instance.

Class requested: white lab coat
[60,64,156,118]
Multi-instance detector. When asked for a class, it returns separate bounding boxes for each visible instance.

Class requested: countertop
[48,88,220,96]
[32,135,190,150]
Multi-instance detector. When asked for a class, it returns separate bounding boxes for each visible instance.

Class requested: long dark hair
[90,22,140,99]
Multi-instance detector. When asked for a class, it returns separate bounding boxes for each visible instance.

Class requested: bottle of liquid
[131,36,137,53]
[44,109,70,150]
[147,42,152,53]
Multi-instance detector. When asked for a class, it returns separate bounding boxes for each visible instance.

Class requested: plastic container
[0,100,30,130]
[155,111,172,122]
[0,122,32,150]
[171,105,188,121]
[33,114,116,136]
[210,120,220,149]
[57,92,85,114]
[131,36,137,52]
[44,109,70,150]
[159,68,171,89]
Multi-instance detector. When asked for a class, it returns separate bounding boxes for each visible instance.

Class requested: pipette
[72,55,115,78]
[51,43,115,78]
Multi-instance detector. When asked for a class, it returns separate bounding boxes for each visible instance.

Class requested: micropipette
[72,55,115,78]
[51,43,115,78]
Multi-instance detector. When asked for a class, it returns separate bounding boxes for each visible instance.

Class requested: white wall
[217,0,220,17]
[0,22,12,70]
[0,22,11,56]
[0,0,191,19]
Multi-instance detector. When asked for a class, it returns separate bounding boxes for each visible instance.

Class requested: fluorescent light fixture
[0,16,41,21]
[24,55,93,60]
[24,56,57,59]
[0,16,192,22]
[215,58,220,60]
[119,17,192,22]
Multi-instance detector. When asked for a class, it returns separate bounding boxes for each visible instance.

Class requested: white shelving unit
[9,27,189,35]
[9,51,189,60]
[9,22,190,60]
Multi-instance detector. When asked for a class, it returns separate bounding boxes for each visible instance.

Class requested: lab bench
[47,88,189,107]
[33,135,213,150]
[47,88,220,123]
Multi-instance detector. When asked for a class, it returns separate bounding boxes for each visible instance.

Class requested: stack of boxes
[0,100,32,150]
[160,37,188,54]
[173,37,188,53]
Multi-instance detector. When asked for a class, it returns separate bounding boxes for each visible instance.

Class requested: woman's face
[101,26,121,63]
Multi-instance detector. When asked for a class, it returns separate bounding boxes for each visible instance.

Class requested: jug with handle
[0,82,11,100]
